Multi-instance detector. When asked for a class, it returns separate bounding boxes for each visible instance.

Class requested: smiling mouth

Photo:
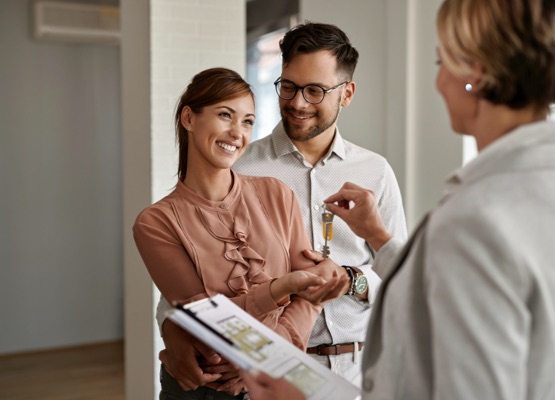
[286,108,314,122]
[217,142,238,152]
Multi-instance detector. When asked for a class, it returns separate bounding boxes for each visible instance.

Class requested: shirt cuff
[155,294,173,335]
[373,237,405,278]
[356,264,382,306]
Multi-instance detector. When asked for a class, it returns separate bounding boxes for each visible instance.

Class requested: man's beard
[281,96,341,142]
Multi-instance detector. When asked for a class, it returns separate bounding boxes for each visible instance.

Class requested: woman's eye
[244,119,254,126]
[219,112,231,118]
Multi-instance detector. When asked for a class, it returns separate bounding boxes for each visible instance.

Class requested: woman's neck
[472,102,548,151]
[183,169,234,201]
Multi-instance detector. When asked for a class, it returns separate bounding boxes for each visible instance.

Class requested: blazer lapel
[362,212,430,368]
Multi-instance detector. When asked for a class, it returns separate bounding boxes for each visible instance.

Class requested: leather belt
[306,342,364,356]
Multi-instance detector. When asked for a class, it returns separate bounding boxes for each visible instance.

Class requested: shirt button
[313,204,320,211]
[363,369,374,391]
[219,204,226,209]
[363,378,374,392]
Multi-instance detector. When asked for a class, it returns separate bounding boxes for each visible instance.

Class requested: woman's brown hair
[174,67,254,181]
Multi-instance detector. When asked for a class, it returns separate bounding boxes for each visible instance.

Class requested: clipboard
[166,294,361,400]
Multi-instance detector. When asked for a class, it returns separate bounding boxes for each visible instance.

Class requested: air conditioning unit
[33,1,120,45]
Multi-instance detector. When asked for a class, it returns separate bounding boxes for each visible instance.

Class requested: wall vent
[33,1,120,45]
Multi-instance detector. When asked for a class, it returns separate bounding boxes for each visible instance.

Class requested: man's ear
[341,80,356,108]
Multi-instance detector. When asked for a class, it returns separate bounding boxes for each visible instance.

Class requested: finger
[302,248,325,263]
[213,376,242,391]
[307,272,348,303]
[241,368,270,387]
[195,341,222,364]
[320,274,350,301]
[176,379,199,392]
[341,181,364,191]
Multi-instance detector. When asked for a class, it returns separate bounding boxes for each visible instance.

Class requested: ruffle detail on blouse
[225,238,270,294]
[195,196,271,295]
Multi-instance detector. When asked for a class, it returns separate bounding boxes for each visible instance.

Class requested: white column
[121,0,155,398]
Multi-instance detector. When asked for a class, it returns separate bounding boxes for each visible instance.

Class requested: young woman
[133,68,345,400]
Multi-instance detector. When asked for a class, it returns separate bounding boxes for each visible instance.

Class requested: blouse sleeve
[240,182,320,350]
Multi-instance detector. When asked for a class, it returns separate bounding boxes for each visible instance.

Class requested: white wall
[0,0,123,355]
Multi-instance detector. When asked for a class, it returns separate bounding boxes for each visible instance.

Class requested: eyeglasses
[273,78,348,105]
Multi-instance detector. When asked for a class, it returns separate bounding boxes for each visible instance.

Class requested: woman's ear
[468,61,484,88]
[181,106,193,132]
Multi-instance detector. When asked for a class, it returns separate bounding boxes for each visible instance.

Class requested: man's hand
[241,369,306,400]
[269,269,347,306]
[160,320,223,391]
[324,182,392,252]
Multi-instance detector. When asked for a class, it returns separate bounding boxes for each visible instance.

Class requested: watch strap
[342,265,355,295]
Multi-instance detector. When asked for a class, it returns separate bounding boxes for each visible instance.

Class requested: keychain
[321,205,334,258]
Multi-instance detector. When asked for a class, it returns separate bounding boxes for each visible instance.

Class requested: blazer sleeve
[425,208,530,400]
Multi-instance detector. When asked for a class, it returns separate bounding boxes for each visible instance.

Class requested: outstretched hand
[270,269,348,307]
[290,269,348,305]
[241,369,306,400]
[324,182,392,252]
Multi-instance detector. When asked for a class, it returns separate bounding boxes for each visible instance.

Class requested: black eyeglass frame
[273,78,349,105]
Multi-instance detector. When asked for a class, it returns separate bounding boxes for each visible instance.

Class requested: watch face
[354,275,368,294]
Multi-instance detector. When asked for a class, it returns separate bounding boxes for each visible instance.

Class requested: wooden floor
[0,341,124,400]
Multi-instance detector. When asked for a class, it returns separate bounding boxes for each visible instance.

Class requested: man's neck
[291,128,336,166]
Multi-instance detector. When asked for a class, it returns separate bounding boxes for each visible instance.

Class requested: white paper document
[166,294,361,400]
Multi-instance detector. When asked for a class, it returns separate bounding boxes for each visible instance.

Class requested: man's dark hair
[279,22,359,80]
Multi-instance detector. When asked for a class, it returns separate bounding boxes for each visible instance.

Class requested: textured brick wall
[150,0,246,201]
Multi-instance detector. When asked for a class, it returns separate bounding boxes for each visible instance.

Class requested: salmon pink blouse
[133,172,319,349]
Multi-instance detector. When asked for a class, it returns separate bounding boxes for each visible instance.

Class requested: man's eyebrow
[281,78,330,88]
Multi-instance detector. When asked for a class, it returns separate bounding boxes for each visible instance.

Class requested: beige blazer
[361,120,555,400]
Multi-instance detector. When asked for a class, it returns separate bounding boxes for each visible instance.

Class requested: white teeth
[217,142,237,152]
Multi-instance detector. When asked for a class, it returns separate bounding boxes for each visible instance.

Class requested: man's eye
[281,84,296,92]
[306,86,322,96]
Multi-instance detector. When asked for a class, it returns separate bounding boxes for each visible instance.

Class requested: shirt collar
[441,119,554,202]
[270,121,346,161]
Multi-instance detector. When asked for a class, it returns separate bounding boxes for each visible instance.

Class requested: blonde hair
[437,0,555,110]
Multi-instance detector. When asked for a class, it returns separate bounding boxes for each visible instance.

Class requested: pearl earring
[465,83,472,92]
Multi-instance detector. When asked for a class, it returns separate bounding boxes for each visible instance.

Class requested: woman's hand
[270,269,348,306]
[160,320,223,391]
[241,369,306,400]
[202,358,245,395]
[324,182,392,252]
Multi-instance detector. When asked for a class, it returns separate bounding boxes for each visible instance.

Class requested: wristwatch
[342,266,368,295]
